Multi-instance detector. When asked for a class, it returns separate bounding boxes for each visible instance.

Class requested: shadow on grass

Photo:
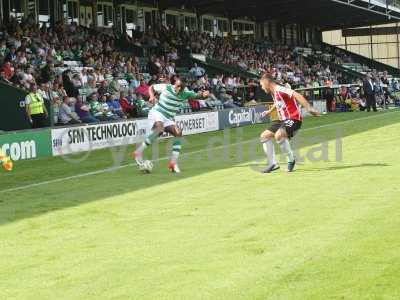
[0,111,398,226]
[297,163,390,172]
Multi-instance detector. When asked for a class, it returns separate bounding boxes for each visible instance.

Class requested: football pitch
[1,111,400,300]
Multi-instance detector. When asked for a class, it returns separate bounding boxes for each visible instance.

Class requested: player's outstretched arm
[261,104,276,118]
[194,90,211,99]
[294,91,321,116]
[150,83,168,104]
[149,85,157,104]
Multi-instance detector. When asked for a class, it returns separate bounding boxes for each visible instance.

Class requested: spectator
[147,56,160,76]
[52,95,62,125]
[0,61,13,80]
[133,93,151,117]
[125,89,136,104]
[109,74,121,95]
[40,61,55,84]
[59,96,81,125]
[128,74,140,90]
[0,69,11,84]
[99,94,120,120]
[363,74,377,112]
[218,87,238,109]
[62,70,79,98]
[232,88,244,106]
[135,79,150,99]
[189,63,205,78]
[88,93,112,121]
[75,97,99,123]
[107,94,126,119]
[119,91,135,117]
[25,83,49,128]
[5,47,17,62]
[323,80,335,112]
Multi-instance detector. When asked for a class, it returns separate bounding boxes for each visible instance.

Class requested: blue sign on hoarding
[218,106,269,129]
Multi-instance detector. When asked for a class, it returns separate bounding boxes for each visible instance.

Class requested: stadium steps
[303,54,364,82]
[321,42,400,78]
[189,56,260,80]
[342,63,371,74]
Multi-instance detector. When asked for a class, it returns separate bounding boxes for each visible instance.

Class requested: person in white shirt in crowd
[38,83,52,102]
[226,74,235,90]
[52,95,62,125]
[168,48,179,61]
[218,87,238,109]
[80,68,89,86]
[71,73,83,89]
[166,62,176,76]
[16,51,27,65]
[59,96,82,125]
[189,63,205,78]
[128,74,140,90]
[211,74,222,87]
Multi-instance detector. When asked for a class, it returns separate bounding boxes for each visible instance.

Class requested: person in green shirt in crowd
[133,93,151,117]
[88,92,114,122]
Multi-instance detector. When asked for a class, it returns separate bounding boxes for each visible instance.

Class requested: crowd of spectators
[0,19,169,126]
[1,18,399,128]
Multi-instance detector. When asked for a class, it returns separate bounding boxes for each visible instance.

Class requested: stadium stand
[1,0,400,131]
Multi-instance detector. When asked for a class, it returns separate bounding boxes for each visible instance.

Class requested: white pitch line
[1,111,397,193]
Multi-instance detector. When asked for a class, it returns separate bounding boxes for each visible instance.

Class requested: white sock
[262,140,277,166]
[278,139,295,162]
[136,142,148,154]
[171,151,180,164]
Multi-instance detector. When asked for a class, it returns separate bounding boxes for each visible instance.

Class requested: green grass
[0,111,400,300]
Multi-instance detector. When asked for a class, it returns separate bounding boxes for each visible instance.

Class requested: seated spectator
[62,70,79,98]
[189,63,205,78]
[148,74,159,85]
[106,94,126,119]
[168,48,179,61]
[97,80,109,97]
[192,92,221,111]
[232,88,244,106]
[147,56,160,76]
[71,73,83,89]
[75,97,99,123]
[218,87,238,108]
[0,69,11,84]
[109,75,121,95]
[0,61,14,81]
[119,91,135,117]
[166,62,176,76]
[125,89,136,104]
[135,79,150,99]
[133,93,151,117]
[128,75,140,90]
[52,95,61,125]
[40,61,55,84]
[339,86,351,99]
[99,94,120,120]
[5,47,17,62]
[88,93,113,121]
[59,96,82,125]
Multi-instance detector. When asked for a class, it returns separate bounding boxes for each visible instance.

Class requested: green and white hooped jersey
[152,84,198,120]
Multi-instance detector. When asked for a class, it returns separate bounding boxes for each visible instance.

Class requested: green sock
[171,139,182,163]
[145,131,159,146]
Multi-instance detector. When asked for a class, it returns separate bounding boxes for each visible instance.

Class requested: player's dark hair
[170,75,180,85]
[172,75,187,90]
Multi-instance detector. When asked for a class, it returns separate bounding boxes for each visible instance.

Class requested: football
[140,160,153,173]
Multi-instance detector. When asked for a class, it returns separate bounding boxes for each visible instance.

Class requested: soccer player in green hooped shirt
[133,76,210,173]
